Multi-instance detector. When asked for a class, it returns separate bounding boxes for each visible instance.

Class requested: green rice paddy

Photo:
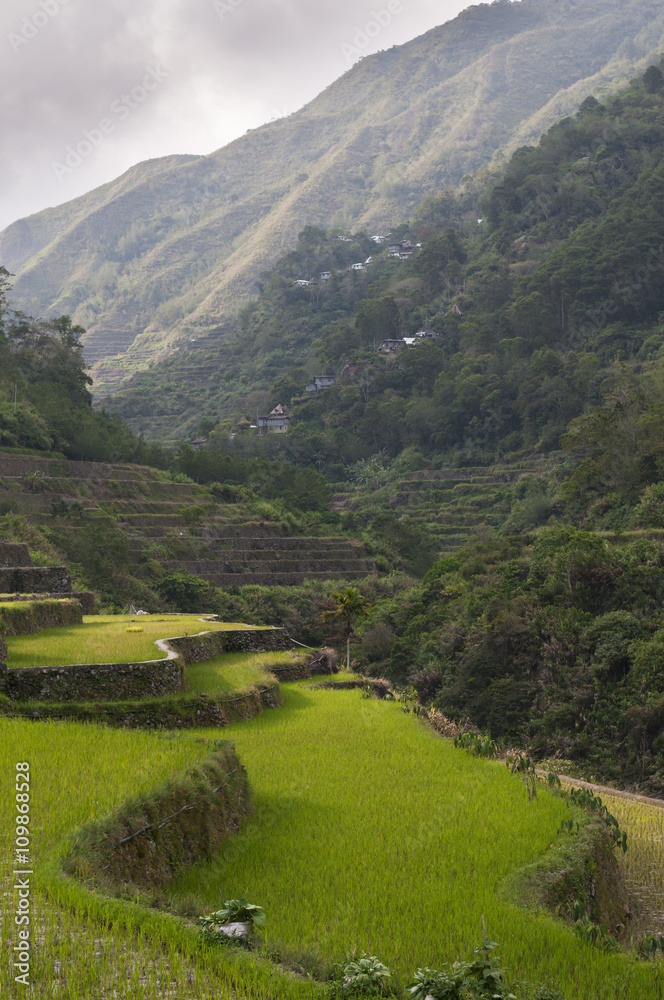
[177,685,664,997]
[186,651,301,694]
[1,648,663,998]
[4,614,262,666]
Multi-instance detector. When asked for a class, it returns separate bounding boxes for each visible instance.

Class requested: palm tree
[322,587,370,671]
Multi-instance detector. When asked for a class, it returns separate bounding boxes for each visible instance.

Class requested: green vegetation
[4,614,253,667]
[6,0,662,401]
[0,719,315,1000]
[0,278,144,462]
[199,898,267,936]
[167,685,661,996]
[322,586,371,670]
[354,529,664,794]
[582,791,664,943]
[1,645,662,998]
[186,651,302,694]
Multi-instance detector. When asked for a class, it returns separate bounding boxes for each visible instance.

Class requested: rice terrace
[3,9,664,996]
[1,599,663,999]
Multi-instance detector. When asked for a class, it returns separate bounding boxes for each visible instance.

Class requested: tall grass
[186,651,301,695]
[4,614,258,667]
[0,718,316,999]
[173,686,664,997]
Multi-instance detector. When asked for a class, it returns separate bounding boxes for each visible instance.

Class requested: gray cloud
[0,0,470,231]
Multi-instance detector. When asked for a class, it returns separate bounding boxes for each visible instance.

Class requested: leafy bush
[198,897,266,942]
[156,571,213,613]
[332,954,392,996]
[409,941,516,999]
[453,732,499,758]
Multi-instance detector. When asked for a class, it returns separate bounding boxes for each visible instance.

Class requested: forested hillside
[103,62,664,795]
[2,58,664,794]
[110,61,664,473]
[2,0,664,395]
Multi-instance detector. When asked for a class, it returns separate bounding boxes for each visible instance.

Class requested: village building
[191,438,207,452]
[320,271,332,281]
[388,239,416,257]
[305,375,337,392]
[378,338,407,353]
[257,404,292,434]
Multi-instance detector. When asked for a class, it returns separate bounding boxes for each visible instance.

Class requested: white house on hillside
[257,404,292,433]
[305,375,337,392]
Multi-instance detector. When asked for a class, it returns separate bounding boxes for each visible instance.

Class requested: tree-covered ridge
[353,526,664,794]
[110,60,663,476]
[0,267,137,459]
[4,0,662,395]
[294,64,664,466]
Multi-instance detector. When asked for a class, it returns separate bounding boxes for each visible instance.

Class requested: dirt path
[540,771,664,810]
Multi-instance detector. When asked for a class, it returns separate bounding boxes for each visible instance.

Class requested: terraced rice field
[598,793,664,940]
[1,671,662,998]
[4,614,263,666]
[173,685,664,997]
[186,650,300,694]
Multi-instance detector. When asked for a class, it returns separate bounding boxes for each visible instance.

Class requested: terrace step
[0,453,163,481]
[163,557,376,576]
[201,570,373,586]
[159,536,364,552]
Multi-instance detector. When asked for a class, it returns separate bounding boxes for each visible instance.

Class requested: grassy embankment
[1,635,663,998]
[3,614,271,666]
[583,792,664,942]
[0,719,320,1000]
[171,685,664,998]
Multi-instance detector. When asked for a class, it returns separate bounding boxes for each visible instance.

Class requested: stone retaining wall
[0,598,83,636]
[0,627,291,703]
[0,679,282,728]
[0,566,72,593]
[3,658,184,703]
[269,662,314,682]
[168,627,291,665]
[0,543,30,567]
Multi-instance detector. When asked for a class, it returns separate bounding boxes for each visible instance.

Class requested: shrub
[409,941,516,1000]
[333,954,392,996]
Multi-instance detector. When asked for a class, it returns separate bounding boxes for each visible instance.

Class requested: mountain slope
[2,0,664,395]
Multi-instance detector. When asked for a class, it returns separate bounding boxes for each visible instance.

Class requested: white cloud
[0,0,471,230]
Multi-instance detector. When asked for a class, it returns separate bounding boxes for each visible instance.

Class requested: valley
[1,5,664,996]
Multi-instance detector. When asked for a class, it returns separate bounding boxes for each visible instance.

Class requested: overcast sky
[0,0,479,232]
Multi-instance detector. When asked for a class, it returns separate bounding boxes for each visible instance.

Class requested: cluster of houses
[195,317,447,446]
[293,235,421,288]
[377,329,441,353]
[254,375,338,434]
[387,239,418,259]
[295,260,372,287]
